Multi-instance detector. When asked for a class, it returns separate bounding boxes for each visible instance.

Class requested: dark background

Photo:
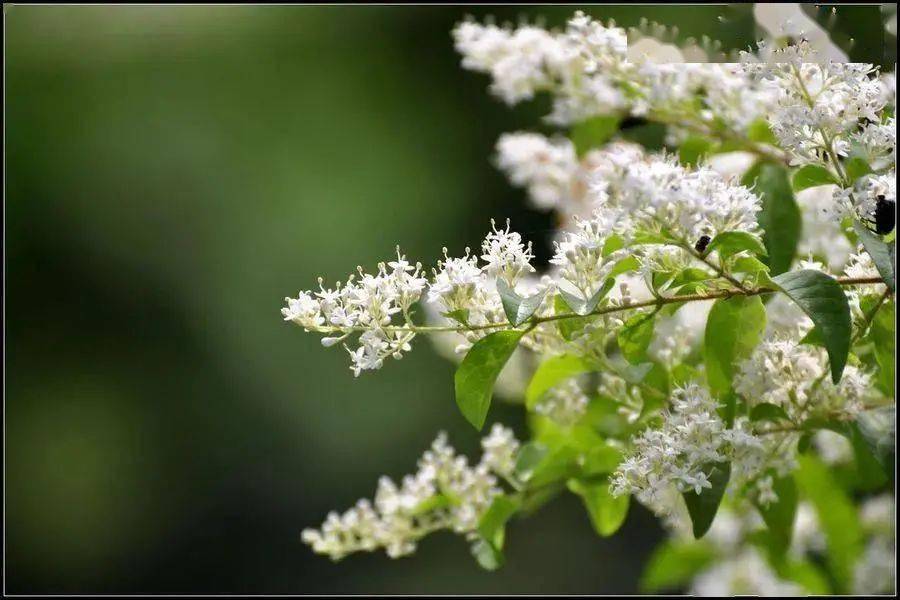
[4,4,890,594]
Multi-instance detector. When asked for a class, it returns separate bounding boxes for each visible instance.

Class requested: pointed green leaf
[477,495,520,552]
[795,455,863,592]
[747,119,778,144]
[707,231,767,260]
[771,270,851,383]
[570,114,620,156]
[639,541,714,593]
[749,402,791,423]
[526,354,593,410]
[470,538,503,571]
[683,462,731,539]
[558,279,614,316]
[844,156,873,182]
[678,136,712,167]
[704,295,766,397]
[617,312,656,364]
[792,164,839,191]
[743,162,801,276]
[567,478,629,537]
[454,330,523,430]
[852,221,894,291]
[497,278,546,326]
[755,474,797,557]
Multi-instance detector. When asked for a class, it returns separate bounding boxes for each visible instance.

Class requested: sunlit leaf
[525,354,594,410]
[742,162,801,276]
[567,478,629,537]
[704,295,766,397]
[454,331,523,430]
[496,278,546,326]
[617,312,656,364]
[792,164,839,191]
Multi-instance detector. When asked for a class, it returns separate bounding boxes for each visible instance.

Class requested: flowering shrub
[284,11,895,595]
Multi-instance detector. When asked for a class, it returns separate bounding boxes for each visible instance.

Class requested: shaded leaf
[795,455,863,592]
[771,270,851,383]
[755,474,797,557]
[683,462,731,538]
[704,295,766,397]
[852,220,894,291]
[750,402,791,423]
[639,541,714,593]
[743,162,801,276]
[707,231,767,260]
[679,136,712,167]
[617,312,656,364]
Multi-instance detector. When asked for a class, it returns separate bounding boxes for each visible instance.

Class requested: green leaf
[749,402,791,423]
[581,442,624,476]
[442,308,470,326]
[795,455,863,592]
[792,164,839,191]
[567,478,629,537]
[496,278,546,326]
[477,495,520,552]
[852,221,895,291]
[558,279,614,316]
[454,331,524,430]
[514,442,549,482]
[678,136,712,167]
[743,162,801,276]
[780,560,831,595]
[844,156,873,182]
[525,354,593,410]
[617,312,656,364]
[683,462,731,539]
[639,541,714,593]
[755,474,797,557]
[855,405,895,475]
[609,255,641,276]
[470,538,503,571]
[747,118,778,145]
[553,295,589,341]
[707,231,767,260]
[570,114,620,156]
[870,298,895,395]
[704,295,766,397]
[771,270,851,383]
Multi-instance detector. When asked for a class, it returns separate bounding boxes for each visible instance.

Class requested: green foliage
[706,231,767,261]
[496,278,546,326]
[795,455,863,593]
[525,354,593,410]
[747,118,778,145]
[749,402,790,423]
[683,462,731,539]
[771,270,851,383]
[557,279,615,316]
[868,298,895,395]
[742,161,801,276]
[570,114,620,156]
[792,164,839,191]
[755,474,798,557]
[639,540,714,593]
[704,295,766,398]
[852,221,895,291]
[617,312,656,364]
[454,331,523,430]
[678,137,712,167]
[566,478,629,537]
[844,156,873,181]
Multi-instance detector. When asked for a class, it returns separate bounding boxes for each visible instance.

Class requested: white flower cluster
[283,221,538,373]
[455,12,777,134]
[734,336,873,421]
[591,151,762,243]
[610,383,766,514]
[745,42,887,167]
[835,171,897,227]
[453,12,627,121]
[302,425,519,561]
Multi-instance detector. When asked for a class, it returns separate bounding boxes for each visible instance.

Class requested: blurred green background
[4,4,890,594]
